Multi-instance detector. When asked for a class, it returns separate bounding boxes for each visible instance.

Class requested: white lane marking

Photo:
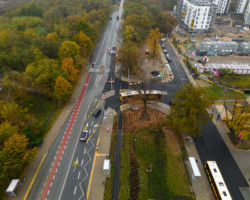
[84,148,86,155]
[78,139,96,200]
[74,186,77,195]
[78,172,81,179]
[58,100,92,200]
[86,122,88,128]
[81,159,84,166]
[91,121,93,126]
[89,130,92,135]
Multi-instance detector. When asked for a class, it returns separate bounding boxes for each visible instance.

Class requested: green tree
[168,83,211,137]
[123,25,140,42]
[0,133,37,191]
[54,76,73,102]
[118,41,140,74]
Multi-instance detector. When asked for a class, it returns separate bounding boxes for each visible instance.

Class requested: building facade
[235,0,248,14]
[199,41,239,55]
[244,1,250,26]
[177,0,217,33]
[212,0,231,15]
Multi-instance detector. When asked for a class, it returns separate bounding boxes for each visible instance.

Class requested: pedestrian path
[89,68,110,73]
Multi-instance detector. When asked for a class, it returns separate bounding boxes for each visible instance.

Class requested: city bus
[204,161,232,200]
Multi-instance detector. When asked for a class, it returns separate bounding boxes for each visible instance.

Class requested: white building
[212,0,231,15]
[235,0,249,14]
[244,1,250,26]
[177,0,217,33]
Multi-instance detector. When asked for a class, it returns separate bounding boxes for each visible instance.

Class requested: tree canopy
[168,83,212,137]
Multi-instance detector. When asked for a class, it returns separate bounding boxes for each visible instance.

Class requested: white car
[161,37,166,42]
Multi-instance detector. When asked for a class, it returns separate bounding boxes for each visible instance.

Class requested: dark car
[163,48,167,54]
[93,109,101,117]
[80,130,88,141]
[197,60,204,64]
[111,47,117,54]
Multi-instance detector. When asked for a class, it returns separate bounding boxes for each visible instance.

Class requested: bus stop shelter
[189,157,201,180]
[6,179,21,197]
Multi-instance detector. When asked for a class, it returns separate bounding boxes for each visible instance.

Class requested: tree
[58,41,80,60]
[73,31,93,56]
[168,83,211,137]
[61,57,79,82]
[54,76,73,102]
[0,101,34,131]
[224,98,250,140]
[147,28,162,60]
[118,41,140,74]
[123,25,140,42]
[0,122,18,148]
[24,57,62,95]
[0,133,37,190]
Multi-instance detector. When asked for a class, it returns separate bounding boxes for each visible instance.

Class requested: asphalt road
[163,41,248,200]
[27,2,123,200]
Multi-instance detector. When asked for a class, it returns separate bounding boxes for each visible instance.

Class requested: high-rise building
[244,1,250,25]
[177,0,217,33]
[235,0,248,14]
[212,0,231,15]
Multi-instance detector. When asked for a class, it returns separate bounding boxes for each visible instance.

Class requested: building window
[198,13,200,16]
[204,13,206,16]
[205,8,207,11]
[202,21,204,24]
[207,21,210,24]
[201,25,203,28]
[198,8,200,11]
[203,17,205,20]
[196,21,198,24]
[196,17,198,20]
[205,25,208,28]
[194,25,197,28]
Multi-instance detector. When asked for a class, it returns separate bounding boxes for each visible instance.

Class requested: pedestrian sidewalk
[88,107,116,200]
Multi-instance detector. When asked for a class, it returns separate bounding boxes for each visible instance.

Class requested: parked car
[80,130,88,141]
[166,54,171,62]
[161,37,166,42]
[163,49,167,54]
[162,43,165,48]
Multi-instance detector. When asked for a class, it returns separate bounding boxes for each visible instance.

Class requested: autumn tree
[73,31,93,56]
[0,101,34,131]
[0,133,37,190]
[123,25,140,42]
[54,76,73,102]
[168,83,211,137]
[58,41,80,60]
[61,57,79,83]
[24,57,62,95]
[0,122,18,148]
[147,28,162,59]
[118,41,140,75]
[224,98,250,140]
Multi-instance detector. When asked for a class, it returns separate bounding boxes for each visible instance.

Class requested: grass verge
[204,84,246,101]
[119,122,193,200]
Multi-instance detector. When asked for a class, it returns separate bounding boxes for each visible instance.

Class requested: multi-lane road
[27,2,124,200]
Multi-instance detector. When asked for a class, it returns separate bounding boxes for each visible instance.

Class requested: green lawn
[213,74,250,89]
[204,84,246,101]
[118,123,193,200]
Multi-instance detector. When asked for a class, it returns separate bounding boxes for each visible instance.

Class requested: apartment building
[177,0,217,33]
[235,0,248,14]
[212,0,231,15]
[244,1,250,26]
